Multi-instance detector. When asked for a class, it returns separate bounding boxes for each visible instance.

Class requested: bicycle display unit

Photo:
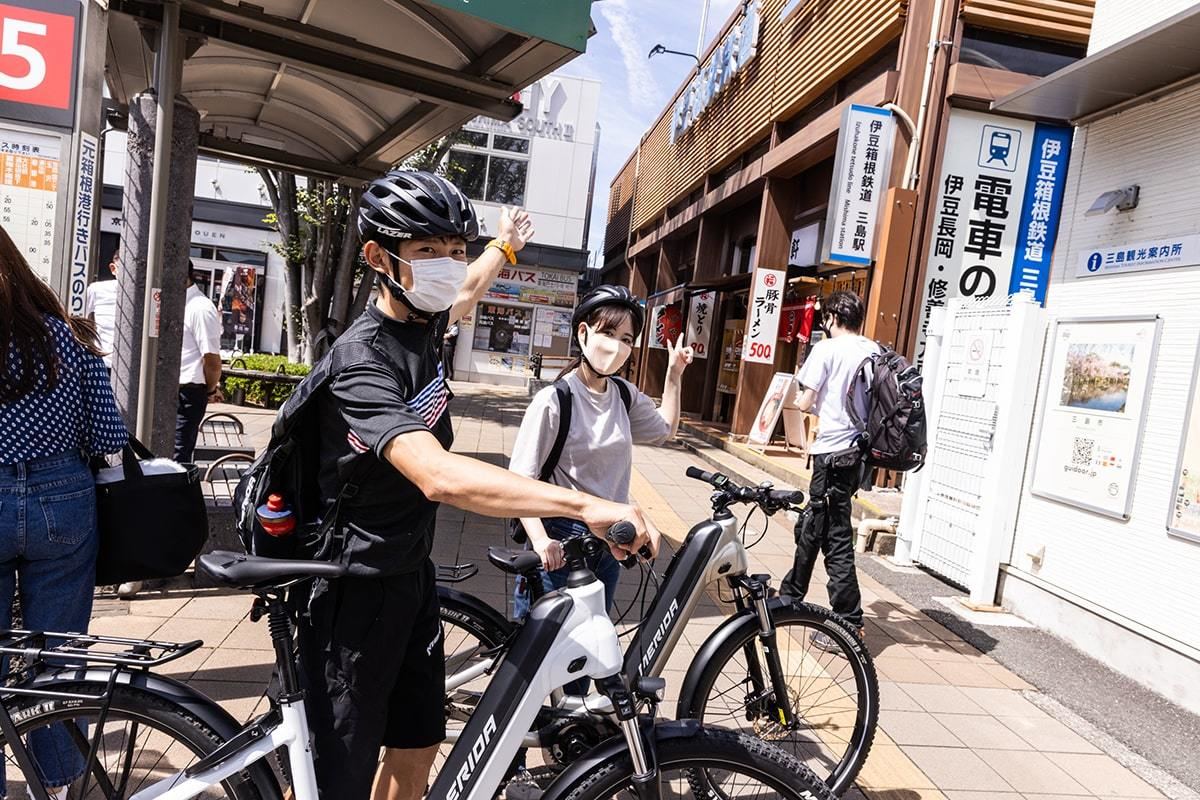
[438,467,879,796]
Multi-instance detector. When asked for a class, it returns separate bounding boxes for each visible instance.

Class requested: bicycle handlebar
[686,467,804,514]
[606,520,653,569]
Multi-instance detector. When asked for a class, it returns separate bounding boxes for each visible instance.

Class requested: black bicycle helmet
[572,285,645,337]
[358,169,479,242]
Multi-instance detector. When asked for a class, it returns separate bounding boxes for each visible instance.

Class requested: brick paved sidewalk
[97,383,1172,799]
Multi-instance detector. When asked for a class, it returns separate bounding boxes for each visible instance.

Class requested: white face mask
[581,325,632,376]
[394,256,468,313]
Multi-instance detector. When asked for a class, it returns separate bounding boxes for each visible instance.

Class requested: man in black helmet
[297,170,658,800]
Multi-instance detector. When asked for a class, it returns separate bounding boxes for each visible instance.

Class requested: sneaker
[809,630,845,655]
[117,581,143,599]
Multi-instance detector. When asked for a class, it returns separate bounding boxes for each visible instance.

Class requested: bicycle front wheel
[0,681,274,799]
[678,602,878,796]
[549,727,835,800]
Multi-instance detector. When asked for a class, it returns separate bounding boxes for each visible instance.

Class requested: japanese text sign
[1075,234,1200,279]
[822,104,895,266]
[686,291,714,359]
[66,129,94,313]
[743,268,786,364]
[915,109,1072,366]
[0,0,81,129]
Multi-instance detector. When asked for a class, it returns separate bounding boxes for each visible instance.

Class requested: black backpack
[846,346,927,472]
[234,341,389,561]
[508,377,632,544]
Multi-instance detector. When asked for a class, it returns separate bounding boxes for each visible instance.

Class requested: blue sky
[558,0,743,260]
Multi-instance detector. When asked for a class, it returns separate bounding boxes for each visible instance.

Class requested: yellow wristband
[488,238,517,265]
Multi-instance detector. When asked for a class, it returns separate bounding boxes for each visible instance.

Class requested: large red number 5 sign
[0,1,78,126]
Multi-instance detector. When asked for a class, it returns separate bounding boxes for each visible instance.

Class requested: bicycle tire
[439,588,512,675]
[549,726,835,800]
[0,681,276,799]
[677,602,878,796]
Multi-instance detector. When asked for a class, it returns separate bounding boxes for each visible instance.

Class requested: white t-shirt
[180,284,222,385]
[83,279,117,365]
[509,372,671,503]
[797,334,879,455]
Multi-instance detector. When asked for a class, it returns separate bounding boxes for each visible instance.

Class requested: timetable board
[0,126,62,284]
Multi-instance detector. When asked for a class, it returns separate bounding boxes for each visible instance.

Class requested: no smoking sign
[0,0,80,128]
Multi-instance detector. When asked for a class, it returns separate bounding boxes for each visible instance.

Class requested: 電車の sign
[821,104,895,267]
[743,268,786,364]
[915,109,1072,366]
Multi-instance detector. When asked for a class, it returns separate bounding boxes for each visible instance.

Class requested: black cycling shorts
[297,560,445,798]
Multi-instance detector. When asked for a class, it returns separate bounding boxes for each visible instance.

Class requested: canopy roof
[992,4,1200,123]
[106,0,594,179]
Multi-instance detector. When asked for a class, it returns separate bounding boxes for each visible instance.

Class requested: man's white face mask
[395,256,468,313]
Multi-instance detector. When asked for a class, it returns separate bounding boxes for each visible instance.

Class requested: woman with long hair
[0,225,129,798]
[509,285,693,624]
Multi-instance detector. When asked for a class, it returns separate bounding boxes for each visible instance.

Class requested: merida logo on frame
[445,714,497,800]
[640,597,680,673]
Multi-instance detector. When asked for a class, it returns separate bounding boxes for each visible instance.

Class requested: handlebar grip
[606,520,637,546]
[686,466,717,484]
[770,489,805,506]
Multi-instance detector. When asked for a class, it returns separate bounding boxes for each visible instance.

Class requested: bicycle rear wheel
[677,602,878,796]
[0,681,273,799]
[548,727,835,800]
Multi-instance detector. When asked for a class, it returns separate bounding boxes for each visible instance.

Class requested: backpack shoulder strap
[269,341,388,441]
[538,379,573,482]
[611,376,633,412]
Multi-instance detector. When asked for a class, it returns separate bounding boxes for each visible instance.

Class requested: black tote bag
[94,439,208,586]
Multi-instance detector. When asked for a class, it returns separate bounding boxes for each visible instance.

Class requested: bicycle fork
[598,675,665,800]
[732,576,797,729]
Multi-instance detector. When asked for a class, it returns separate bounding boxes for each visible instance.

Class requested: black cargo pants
[781,451,864,628]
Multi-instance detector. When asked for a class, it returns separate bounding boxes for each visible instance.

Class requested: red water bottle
[256,493,295,538]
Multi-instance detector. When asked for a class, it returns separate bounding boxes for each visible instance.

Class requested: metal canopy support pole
[135,0,180,443]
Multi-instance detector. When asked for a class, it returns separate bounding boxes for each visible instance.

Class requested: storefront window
[960,26,1085,77]
[447,130,531,206]
[493,135,530,154]
[486,157,528,205]
[215,247,268,267]
[447,150,488,199]
[473,303,533,354]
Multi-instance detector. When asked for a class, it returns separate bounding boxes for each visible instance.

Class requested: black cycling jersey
[317,302,454,576]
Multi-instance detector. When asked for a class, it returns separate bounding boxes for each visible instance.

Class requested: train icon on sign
[977,124,1021,172]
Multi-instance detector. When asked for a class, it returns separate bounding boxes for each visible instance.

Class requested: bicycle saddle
[198,550,347,589]
[487,547,543,576]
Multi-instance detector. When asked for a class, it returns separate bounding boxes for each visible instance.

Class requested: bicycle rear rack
[0,629,202,674]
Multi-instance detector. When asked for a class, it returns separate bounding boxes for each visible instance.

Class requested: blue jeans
[0,451,98,791]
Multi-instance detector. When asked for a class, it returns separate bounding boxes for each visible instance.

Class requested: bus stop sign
[0,0,81,129]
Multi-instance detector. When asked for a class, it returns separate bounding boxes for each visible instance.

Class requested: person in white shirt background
[177,263,224,464]
[783,291,877,646]
[120,264,224,599]
[83,252,119,367]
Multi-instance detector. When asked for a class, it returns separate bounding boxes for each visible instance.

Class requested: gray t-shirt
[797,334,879,455]
[509,371,671,502]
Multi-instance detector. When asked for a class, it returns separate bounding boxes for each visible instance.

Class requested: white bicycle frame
[445,512,748,748]
[128,573,623,800]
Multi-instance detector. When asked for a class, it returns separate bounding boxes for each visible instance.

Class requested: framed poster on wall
[1168,332,1200,543]
[1030,316,1162,519]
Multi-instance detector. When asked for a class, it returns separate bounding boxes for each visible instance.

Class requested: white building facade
[987,0,1200,713]
[448,74,601,385]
